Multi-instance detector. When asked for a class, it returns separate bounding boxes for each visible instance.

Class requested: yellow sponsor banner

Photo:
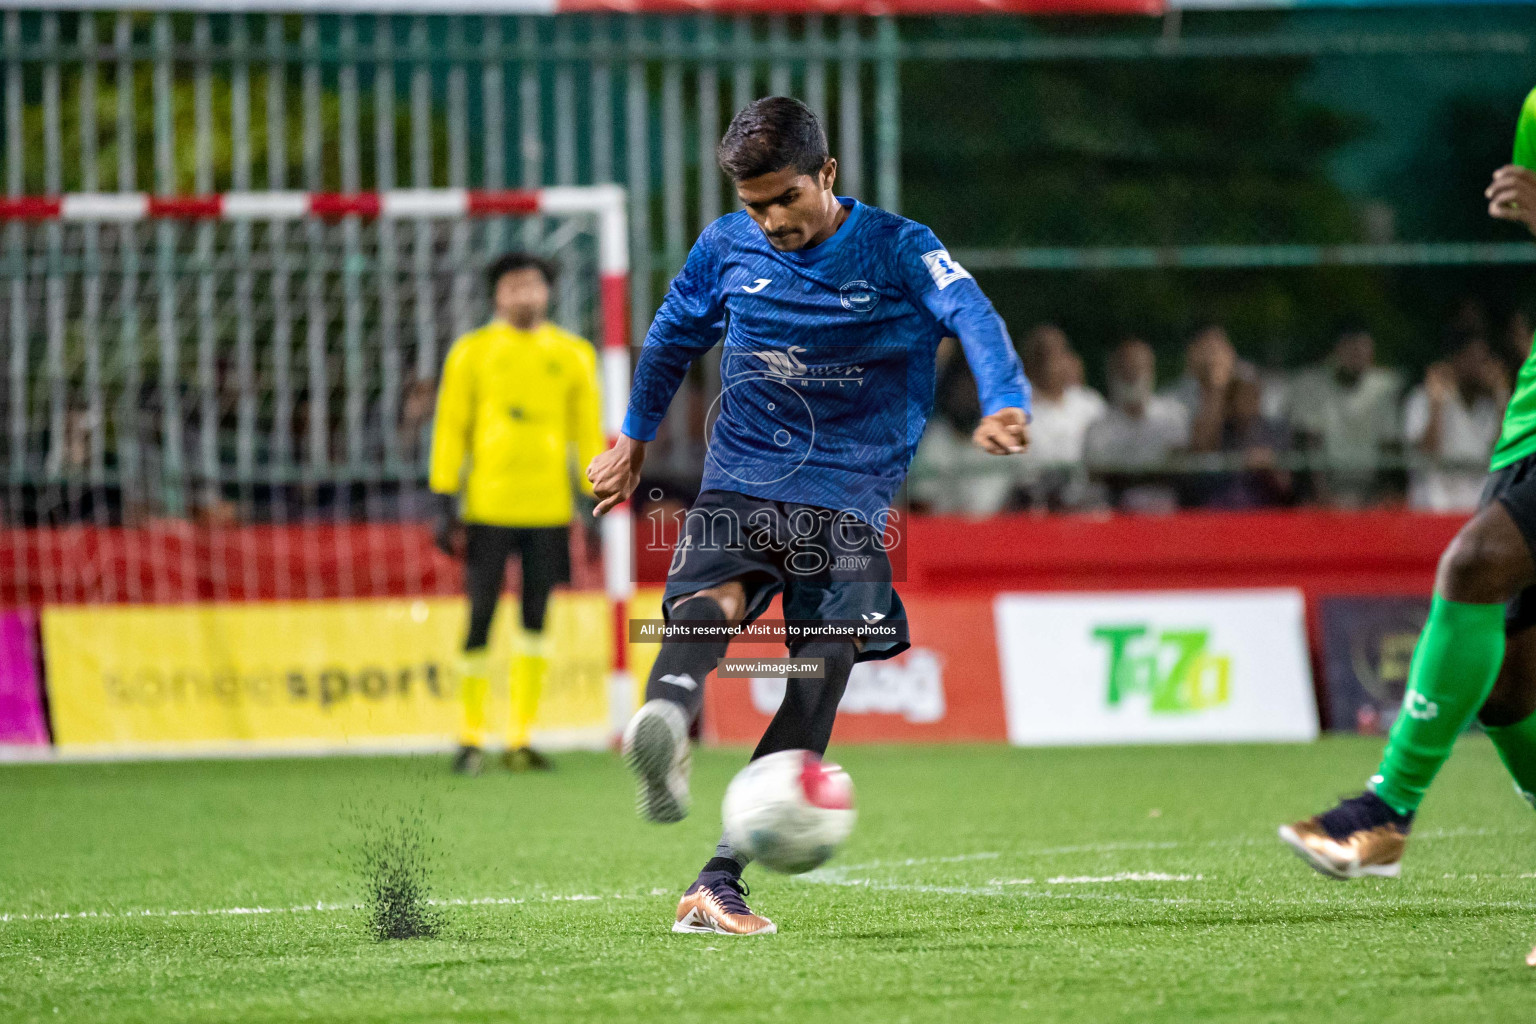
[42,594,613,756]
[624,587,667,711]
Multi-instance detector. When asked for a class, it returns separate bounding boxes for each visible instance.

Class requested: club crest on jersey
[921,249,972,291]
[839,279,880,313]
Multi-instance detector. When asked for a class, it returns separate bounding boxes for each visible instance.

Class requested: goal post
[0,184,636,746]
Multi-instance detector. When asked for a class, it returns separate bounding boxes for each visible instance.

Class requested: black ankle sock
[645,596,732,720]
[701,856,743,878]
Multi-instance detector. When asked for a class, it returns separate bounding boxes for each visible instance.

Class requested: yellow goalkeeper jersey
[429,319,604,527]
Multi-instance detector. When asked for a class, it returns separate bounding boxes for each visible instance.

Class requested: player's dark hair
[717,97,830,182]
[486,251,556,293]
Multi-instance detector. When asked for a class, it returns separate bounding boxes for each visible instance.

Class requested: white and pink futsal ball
[721,750,857,874]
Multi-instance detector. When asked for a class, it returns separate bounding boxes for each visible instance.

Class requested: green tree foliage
[899,15,1533,380]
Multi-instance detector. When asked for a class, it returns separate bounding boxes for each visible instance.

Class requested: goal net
[1,185,639,755]
[1,186,631,607]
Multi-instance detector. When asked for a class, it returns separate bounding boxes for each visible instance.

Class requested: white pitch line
[1438,872,1536,881]
[802,875,1205,904]
[1009,826,1529,859]
[8,828,1531,926]
[0,870,1217,923]
[0,890,652,926]
[803,874,1536,911]
[0,901,355,924]
[826,852,1002,873]
[992,872,1205,885]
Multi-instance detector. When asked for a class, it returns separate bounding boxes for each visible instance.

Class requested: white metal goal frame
[0,183,638,724]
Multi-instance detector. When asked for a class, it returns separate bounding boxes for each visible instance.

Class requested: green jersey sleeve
[1516,87,1536,169]
[1487,86,1536,472]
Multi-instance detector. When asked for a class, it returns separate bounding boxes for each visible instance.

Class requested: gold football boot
[673,872,776,936]
[1278,792,1412,880]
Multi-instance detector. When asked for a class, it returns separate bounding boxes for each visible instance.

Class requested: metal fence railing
[3,9,1533,510]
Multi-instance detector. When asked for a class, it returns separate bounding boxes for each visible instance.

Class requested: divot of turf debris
[348,797,445,941]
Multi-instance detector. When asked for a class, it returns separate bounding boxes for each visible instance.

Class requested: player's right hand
[1487,164,1536,235]
[587,434,647,517]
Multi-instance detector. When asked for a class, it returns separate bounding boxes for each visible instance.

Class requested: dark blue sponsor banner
[1318,596,1430,734]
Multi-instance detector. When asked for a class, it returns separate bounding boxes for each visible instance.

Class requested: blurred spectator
[1404,335,1508,512]
[44,405,95,479]
[1084,337,1190,513]
[1288,324,1403,508]
[1202,377,1295,509]
[1015,324,1105,510]
[908,339,1014,516]
[1501,307,1534,377]
[398,375,438,466]
[1162,323,1258,452]
[363,373,441,522]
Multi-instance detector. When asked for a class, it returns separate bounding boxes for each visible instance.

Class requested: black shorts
[661,489,910,663]
[1481,452,1536,634]
[463,523,570,645]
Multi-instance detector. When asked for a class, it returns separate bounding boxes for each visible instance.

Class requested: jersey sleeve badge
[920,248,973,291]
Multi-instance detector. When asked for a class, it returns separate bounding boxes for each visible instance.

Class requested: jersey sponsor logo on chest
[737,344,866,387]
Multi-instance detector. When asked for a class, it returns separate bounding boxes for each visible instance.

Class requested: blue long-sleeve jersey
[622,197,1030,525]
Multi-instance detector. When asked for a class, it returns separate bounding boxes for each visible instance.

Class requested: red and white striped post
[0,185,637,739]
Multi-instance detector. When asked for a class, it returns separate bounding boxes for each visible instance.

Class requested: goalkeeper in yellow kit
[429,252,605,775]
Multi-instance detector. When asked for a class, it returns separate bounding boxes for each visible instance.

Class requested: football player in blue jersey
[586,97,1031,935]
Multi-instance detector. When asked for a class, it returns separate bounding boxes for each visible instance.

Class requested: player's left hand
[972,407,1029,455]
[1487,165,1536,235]
[431,494,466,560]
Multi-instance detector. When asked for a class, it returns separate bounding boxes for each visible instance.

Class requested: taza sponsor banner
[995,590,1317,746]
[42,594,612,756]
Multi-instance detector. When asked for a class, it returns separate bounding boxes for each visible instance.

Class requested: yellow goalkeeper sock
[508,633,548,749]
[459,647,491,749]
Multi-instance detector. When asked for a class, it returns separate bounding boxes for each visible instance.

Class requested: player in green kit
[1280,86,1536,886]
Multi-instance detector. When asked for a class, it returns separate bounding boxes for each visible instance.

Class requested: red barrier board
[3,510,1459,608]
[1,0,1162,13]
[703,592,1007,745]
[562,0,1162,13]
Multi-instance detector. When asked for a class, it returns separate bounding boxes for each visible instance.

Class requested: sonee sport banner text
[42,595,613,756]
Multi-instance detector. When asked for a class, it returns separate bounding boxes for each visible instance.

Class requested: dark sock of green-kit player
[1476,627,1536,808]
[1484,709,1536,808]
[1369,595,1507,816]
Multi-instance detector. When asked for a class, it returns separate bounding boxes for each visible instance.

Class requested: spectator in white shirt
[1404,335,1508,512]
[908,339,1015,516]
[1085,337,1190,513]
[1016,324,1106,510]
[1288,324,1403,508]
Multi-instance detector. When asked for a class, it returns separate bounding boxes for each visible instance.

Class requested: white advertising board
[995,589,1318,746]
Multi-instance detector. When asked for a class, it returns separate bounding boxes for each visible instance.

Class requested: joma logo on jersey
[921,249,973,291]
[1092,624,1232,713]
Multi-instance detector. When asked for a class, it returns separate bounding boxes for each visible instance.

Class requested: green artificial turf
[2,737,1535,1023]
